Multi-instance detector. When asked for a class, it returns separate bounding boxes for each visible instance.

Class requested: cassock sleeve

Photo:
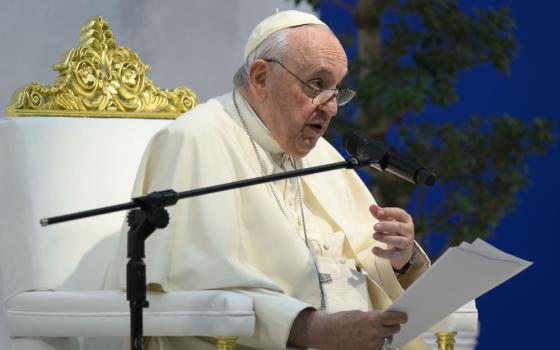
[233,288,312,349]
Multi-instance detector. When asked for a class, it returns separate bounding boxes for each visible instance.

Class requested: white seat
[6,290,254,338]
[424,300,479,349]
[0,116,255,350]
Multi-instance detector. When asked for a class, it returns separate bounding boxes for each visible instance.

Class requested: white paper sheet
[386,238,532,349]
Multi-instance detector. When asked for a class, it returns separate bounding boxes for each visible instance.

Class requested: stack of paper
[387,238,532,349]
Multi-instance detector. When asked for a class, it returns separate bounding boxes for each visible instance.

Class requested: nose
[318,94,338,117]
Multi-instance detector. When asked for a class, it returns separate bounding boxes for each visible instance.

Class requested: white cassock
[105,91,430,350]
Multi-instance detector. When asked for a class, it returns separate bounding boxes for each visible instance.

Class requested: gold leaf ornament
[6,16,197,119]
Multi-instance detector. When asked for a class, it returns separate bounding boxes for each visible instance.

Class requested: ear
[247,59,269,101]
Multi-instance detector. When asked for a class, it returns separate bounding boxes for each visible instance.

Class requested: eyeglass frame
[263,58,355,107]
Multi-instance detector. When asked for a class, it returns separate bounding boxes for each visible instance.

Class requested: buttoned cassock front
[105,92,430,350]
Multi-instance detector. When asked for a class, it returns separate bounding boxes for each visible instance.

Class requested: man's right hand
[288,308,407,350]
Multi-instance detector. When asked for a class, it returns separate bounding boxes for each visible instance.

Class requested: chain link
[232,90,326,310]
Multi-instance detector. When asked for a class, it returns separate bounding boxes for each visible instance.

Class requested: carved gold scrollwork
[6,16,197,119]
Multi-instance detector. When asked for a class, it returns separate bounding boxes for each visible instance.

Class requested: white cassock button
[323,243,330,251]
[338,258,347,264]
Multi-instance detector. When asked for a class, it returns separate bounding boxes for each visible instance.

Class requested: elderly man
[106,10,430,350]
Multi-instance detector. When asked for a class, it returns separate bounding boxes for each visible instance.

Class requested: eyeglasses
[264,59,355,107]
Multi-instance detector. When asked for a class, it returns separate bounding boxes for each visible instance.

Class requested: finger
[372,246,401,260]
[373,246,411,262]
[374,221,411,237]
[372,339,385,350]
[380,311,408,325]
[373,232,411,249]
[375,206,410,223]
[381,324,401,337]
[369,204,385,219]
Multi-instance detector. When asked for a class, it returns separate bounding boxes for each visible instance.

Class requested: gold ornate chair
[1,16,253,350]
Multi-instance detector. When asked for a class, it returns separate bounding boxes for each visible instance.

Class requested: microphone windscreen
[342,131,368,156]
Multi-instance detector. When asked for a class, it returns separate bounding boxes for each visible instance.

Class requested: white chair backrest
[0,117,170,300]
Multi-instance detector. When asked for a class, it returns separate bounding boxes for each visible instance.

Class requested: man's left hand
[370,204,415,270]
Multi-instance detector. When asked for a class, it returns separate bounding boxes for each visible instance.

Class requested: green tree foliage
[293,0,557,254]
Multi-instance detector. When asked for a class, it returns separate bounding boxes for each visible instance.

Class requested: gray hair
[233,28,291,90]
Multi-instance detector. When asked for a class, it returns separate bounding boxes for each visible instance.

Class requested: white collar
[231,90,284,156]
[218,90,300,168]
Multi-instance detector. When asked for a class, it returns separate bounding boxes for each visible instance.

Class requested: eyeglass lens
[313,89,355,106]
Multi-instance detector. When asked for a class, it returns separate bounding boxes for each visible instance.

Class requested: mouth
[305,122,326,135]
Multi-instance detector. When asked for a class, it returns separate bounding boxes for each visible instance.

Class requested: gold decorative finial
[215,336,238,350]
[435,332,457,350]
[6,16,197,119]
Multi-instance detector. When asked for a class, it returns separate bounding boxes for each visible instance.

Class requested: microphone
[343,131,436,186]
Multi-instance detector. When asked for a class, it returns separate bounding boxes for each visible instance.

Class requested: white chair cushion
[429,300,478,333]
[5,290,255,337]
[422,301,479,349]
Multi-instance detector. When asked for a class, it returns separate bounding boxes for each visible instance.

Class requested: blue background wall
[320,1,559,348]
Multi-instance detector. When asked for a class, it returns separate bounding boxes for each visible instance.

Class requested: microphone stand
[40,157,363,350]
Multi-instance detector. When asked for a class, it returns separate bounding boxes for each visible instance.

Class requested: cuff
[397,242,430,289]
[235,288,313,350]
